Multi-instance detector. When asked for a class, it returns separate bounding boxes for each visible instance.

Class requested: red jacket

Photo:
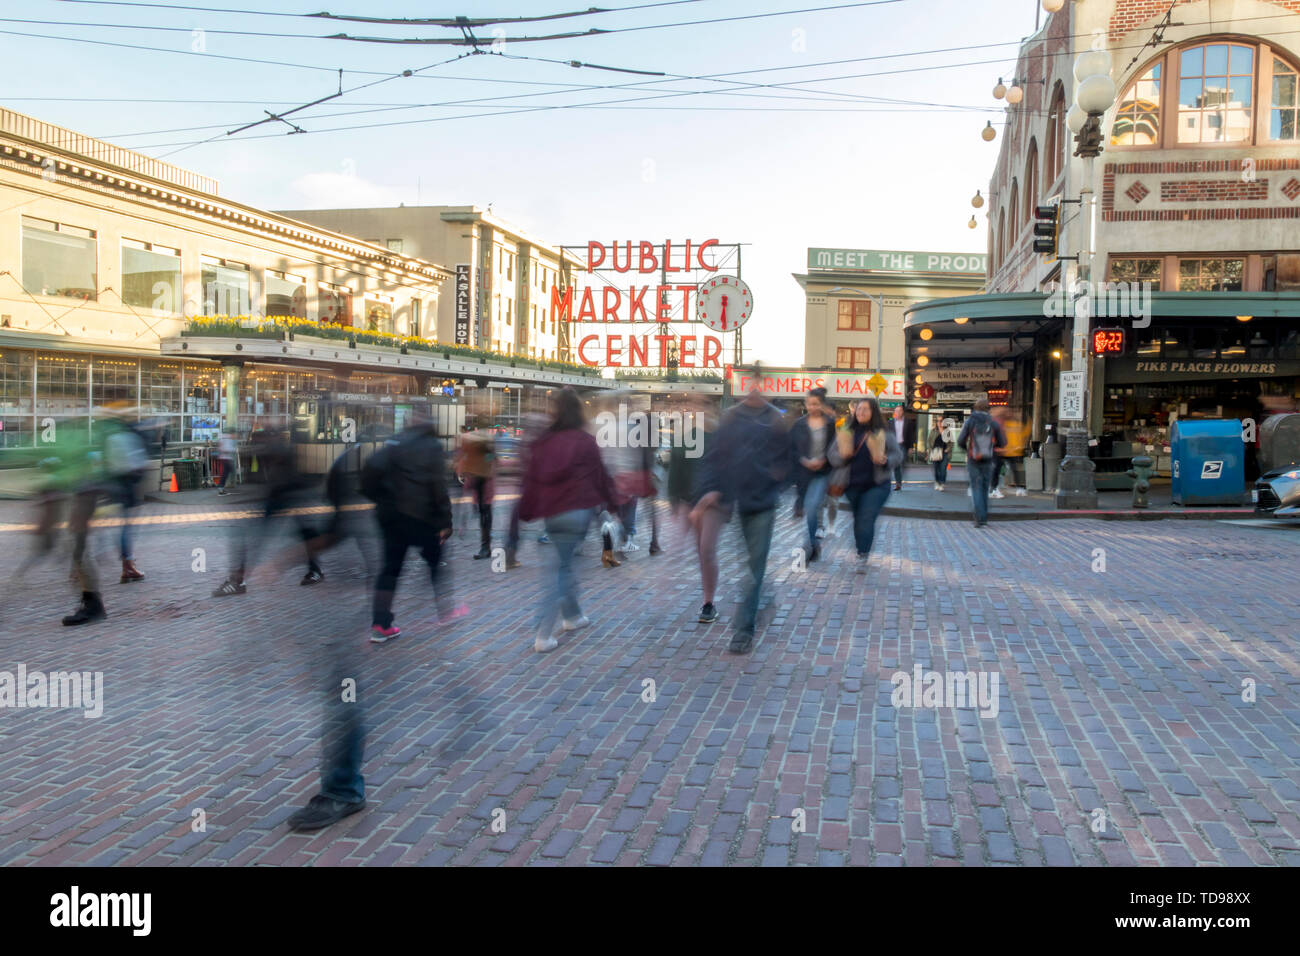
[518,428,623,523]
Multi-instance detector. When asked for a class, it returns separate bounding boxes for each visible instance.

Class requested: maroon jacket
[518,428,623,523]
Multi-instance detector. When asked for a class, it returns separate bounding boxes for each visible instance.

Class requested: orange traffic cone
[169,472,179,493]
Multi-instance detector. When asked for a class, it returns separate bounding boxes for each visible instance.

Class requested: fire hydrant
[1127,454,1154,509]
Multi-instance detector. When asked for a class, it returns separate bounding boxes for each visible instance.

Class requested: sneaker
[1015,488,1027,497]
[698,602,718,624]
[938,483,946,491]
[561,614,591,632]
[815,527,827,539]
[472,545,491,560]
[212,580,246,597]
[934,482,941,490]
[807,543,821,563]
[538,534,551,544]
[534,635,559,653]
[436,604,470,626]
[728,630,755,654]
[622,537,640,552]
[990,488,1005,499]
[287,793,365,832]
[966,487,972,497]
[648,541,663,556]
[370,625,401,643]
[217,488,228,496]
[855,553,869,574]
[300,568,325,586]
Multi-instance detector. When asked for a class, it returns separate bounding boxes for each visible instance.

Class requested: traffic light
[1032,204,1060,257]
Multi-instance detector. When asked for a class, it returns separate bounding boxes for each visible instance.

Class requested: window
[0,349,35,449]
[1273,57,1299,140]
[506,255,514,281]
[364,297,392,332]
[996,209,1006,269]
[837,300,871,330]
[122,239,180,312]
[1177,257,1244,291]
[1008,180,1019,240]
[1023,141,1038,228]
[1112,40,1299,147]
[386,239,403,254]
[1112,63,1162,145]
[201,256,250,315]
[265,270,307,318]
[1179,43,1253,144]
[23,217,97,300]
[318,282,352,325]
[1045,83,1066,185]
[1108,257,1162,290]
[835,347,870,369]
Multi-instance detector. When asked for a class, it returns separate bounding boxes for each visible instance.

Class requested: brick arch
[1109,0,1300,43]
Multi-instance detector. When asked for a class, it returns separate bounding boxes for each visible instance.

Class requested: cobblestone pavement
[0,489,1297,867]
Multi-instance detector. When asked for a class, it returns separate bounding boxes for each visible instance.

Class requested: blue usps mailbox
[1170,419,1247,506]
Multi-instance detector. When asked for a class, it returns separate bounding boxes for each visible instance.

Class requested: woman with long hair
[518,388,623,653]
[837,397,902,572]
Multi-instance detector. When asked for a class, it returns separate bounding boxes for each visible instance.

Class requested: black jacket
[696,400,792,513]
[790,413,836,477]
[375,425,453,530]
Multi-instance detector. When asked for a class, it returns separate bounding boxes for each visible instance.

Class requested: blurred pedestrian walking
[518,388,622,654]
[790,386,835,562]
[957,398,1007,528]
[455,420,495,561]
[833,397,901,573]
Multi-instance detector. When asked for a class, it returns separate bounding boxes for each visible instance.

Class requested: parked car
[1254,466,1300,517]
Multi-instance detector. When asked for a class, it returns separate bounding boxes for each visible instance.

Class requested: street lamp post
[1055,48,1116,510]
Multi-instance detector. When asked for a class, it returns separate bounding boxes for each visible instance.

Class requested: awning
[903,290,1300,371]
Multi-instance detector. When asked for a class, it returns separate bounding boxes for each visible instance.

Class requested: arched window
[1008,180,1019,244]
[1111,37,1300,147]
[996,208,1006,270]
[1024,140,1039,227]
[1044,82,1066,185]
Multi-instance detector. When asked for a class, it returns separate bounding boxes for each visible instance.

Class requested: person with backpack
[693,378,793,654]
[833,397,902,573]
[518,388,623,653]
[957,397,1008,528]
[100,403,151,583]
[362,414,466,643]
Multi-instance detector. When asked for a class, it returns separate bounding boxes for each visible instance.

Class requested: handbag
[827,429,868,497]
[928,446,944,463]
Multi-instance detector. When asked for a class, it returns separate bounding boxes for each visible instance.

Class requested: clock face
[695,275,753,333]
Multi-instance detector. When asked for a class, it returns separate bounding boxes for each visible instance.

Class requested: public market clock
[695,275,753,332]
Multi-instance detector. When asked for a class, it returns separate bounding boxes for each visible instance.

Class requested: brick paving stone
[0,498,1296,866]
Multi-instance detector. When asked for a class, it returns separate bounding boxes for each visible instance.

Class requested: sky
[3,0,1046,364]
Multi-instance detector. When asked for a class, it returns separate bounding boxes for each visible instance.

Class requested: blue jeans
[802,473,829,547]
[932,454,949,484]
[112,475,140,560]
[534,507,594,637]
[846,483,890,556]
[968,459,994,523]
[737,508,775,635]
[619,498,638,538]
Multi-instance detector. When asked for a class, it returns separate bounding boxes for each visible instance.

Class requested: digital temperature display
[1092,328,1125,355]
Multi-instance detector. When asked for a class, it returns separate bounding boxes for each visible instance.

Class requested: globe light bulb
[954,316,969,325]
[1006,85,1024,105]
[1077,74,1117,114]
[1066,103,1088,134]
[920,328,934,340]
[1043,0,1065,14]
[993,78,1007,100]
[981,121,996,142]
[968,216,978,229]
[1074,49,1113,85]
[971,190,984,208]
[917,355,930,366]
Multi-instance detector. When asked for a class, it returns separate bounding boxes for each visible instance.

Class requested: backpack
[105,426,149,476]
[359,443,395,503]
[968,414,996,462]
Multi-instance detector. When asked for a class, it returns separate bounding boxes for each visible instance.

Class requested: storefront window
[1108,257,1162,289]
[1177,258,1243,291]
[122,240,181,312]
[1191,326,1219,359]
[0,349,35,449]
[319,284,352,326]
[92,357,139,408]
[141,360,182,444]
[35,353,90,421]
[1161,328,1190,358]
[23,217,97,300]
[201,257,251,315]
[364,298,393,332]
[184,363,221,442]
[266,270,307,318]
